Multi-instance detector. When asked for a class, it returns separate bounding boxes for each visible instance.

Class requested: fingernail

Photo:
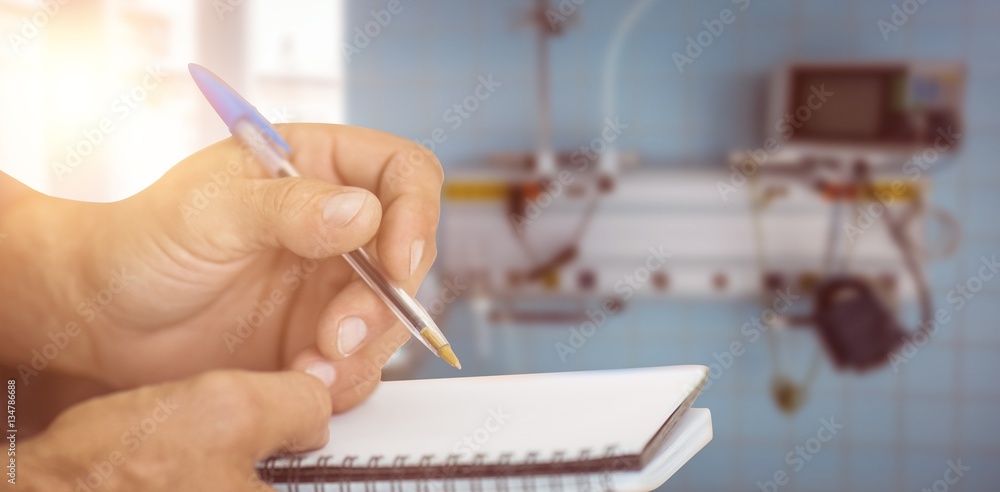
[338,317,368,356]
[409,238,425,276]
[304,360,337,388]
[323,192,366,227]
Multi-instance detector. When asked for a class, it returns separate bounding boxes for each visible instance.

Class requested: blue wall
[345,1,1000,490]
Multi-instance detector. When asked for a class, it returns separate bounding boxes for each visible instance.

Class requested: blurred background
[1,0,998,490]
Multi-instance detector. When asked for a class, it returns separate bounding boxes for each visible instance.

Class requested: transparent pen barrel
[343,249,438,352]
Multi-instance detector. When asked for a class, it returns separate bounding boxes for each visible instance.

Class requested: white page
[282,365,707,468]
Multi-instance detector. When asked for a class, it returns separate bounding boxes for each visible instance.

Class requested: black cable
[505,176,605,282]
[566,187,602,246]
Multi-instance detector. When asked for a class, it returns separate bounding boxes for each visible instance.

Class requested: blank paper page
[295,365,708,467]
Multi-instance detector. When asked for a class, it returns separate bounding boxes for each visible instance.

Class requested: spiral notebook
[260,365,712,491]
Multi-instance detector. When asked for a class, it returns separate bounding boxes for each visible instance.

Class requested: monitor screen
[796,74,882,138]
[782,64,963,149]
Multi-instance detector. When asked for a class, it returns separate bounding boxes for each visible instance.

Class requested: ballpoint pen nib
[439,345,462,369]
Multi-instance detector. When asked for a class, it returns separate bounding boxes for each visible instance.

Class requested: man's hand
[0,124,443,412]
[20,370,331,491]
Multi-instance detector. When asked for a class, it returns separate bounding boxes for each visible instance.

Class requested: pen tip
[439,345,462,370]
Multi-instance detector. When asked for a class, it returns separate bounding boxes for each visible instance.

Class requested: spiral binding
[261,374,704,491]
[258,446,624,492]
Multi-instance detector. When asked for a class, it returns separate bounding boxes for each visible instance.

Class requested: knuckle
[419,203,442,231]
[383,146,444,192]
[383,154,416,192]
[191,371,261,424]
[418,147,446,186]
[259,179,317,219]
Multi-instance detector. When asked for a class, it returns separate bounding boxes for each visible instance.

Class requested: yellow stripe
[443,181,508,201]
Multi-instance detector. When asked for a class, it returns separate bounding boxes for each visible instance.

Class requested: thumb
[225,371,333,458]
[186,177,382,260]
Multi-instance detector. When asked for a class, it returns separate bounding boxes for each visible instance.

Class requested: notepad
[260,365,712,492]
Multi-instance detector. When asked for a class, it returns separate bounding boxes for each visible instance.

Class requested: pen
[187,63,460,369]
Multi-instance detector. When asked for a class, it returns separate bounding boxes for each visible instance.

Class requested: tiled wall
[345,1,1000,490]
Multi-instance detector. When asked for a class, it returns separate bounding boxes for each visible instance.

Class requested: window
[0,0,345,201]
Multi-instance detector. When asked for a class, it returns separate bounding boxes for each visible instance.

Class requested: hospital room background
[0,0,998,490]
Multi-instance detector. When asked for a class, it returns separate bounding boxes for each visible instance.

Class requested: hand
[0,124,443,411]
[20,370,331,491]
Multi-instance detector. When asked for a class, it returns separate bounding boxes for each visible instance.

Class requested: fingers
[191,371,332,458]
[370,148,442,283]
[331,325,410,403]
[29,370,331,490]
[282,124,444,282]
[314,279,400,361]
[250,371,332,455]
[164,124,441,274]
[183,176,382,261]
[287,347,383,414]
[289,324,411,414]
[376,188,441,283]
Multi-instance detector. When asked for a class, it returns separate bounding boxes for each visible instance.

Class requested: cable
[505,0,642,277]
[867,180,935,341]
[822,200,844,274]
[512,0,655,271]
[601,0,655,143]
[506,178,604,282]
[748,175,825,413]
[566,188,602,248]
[916,206,962,260]
[596,0,656,173]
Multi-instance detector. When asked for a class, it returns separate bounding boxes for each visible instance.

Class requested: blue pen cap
[188,63,291,154]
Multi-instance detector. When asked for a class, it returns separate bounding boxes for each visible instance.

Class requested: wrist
[0,194,97,376]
